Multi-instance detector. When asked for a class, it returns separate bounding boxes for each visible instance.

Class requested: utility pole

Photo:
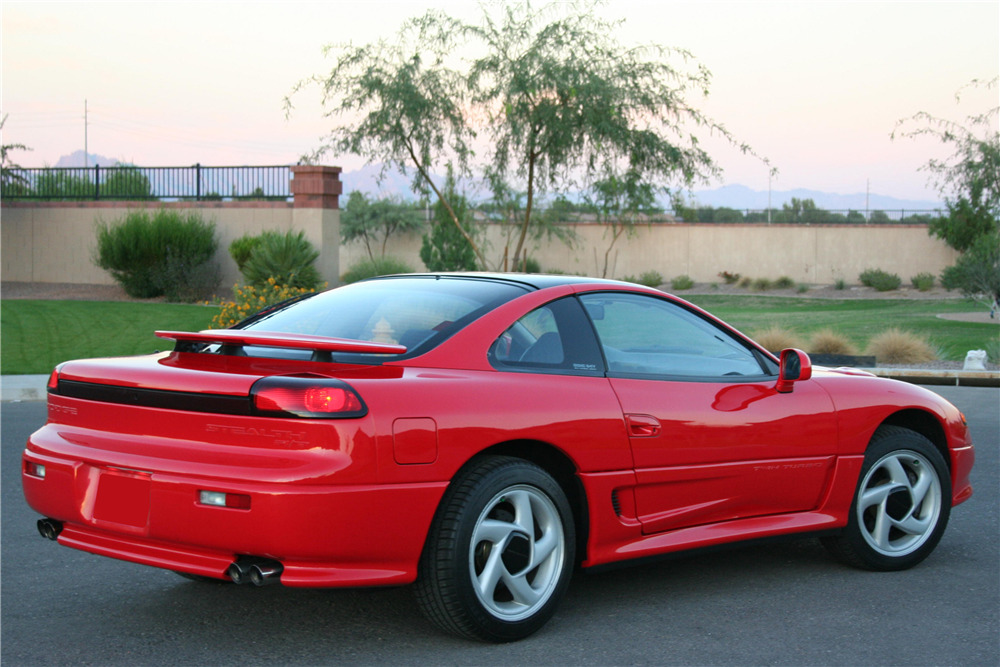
[767,171,772,224]
[865,178,870,222]
[84,100,89,169]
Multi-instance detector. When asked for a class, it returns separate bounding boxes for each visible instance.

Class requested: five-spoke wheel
[823,426,951,571]
[415,456,575,642]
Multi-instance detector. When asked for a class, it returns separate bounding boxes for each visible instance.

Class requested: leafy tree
[894,78,999,306]
[420,169,477,271]
[466,2,755,269]
[341,191,424,260]
[893,78,999,251]
[289,14,483,265]
[34,170,93,199]
[295,1,759,271]
[103,165,154,199]
[941,231,1000,310]
[1,114,31,196]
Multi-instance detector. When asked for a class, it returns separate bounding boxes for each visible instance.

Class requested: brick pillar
[290,166,342,285]
[290,166,343,209]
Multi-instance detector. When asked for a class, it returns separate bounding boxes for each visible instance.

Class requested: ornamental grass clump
[751,326,806,355]
[211,278,323,329]
[865,328,937,364]
[807,329,857,356]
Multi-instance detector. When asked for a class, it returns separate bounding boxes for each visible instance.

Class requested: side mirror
[776,348,812,393]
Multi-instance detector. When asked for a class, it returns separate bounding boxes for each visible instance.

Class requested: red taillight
[47,368,59,391]
[251,377,367,419]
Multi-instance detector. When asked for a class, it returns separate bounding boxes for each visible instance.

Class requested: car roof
[362,272,635,291]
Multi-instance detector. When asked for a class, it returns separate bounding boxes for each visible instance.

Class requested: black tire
[822,426,951,571]
[414,456,576,642]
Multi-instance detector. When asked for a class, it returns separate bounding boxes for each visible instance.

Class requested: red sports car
[23,273,974,641]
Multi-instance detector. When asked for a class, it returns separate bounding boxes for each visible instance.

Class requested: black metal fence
[1,164,292,201]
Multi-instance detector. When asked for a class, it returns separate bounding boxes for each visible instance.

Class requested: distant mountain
[338,165,945,212]
[685,184,943,212]
[54,151,121,168]
[48,154,946,212]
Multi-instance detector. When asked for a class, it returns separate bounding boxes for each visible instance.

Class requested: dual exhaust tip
[227,557,283,586]
[37,518,282,587]
[37,518,63,541]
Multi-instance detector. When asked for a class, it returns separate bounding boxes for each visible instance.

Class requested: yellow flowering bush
[210,277,325,329]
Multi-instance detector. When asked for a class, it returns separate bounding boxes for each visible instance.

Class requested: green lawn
[683,294,998,362]
[1,295,997,375]
[1,300,217,374]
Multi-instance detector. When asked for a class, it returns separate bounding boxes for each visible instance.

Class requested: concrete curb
[3,367,997,403]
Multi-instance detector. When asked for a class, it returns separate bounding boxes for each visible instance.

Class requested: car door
[578,291,839,535]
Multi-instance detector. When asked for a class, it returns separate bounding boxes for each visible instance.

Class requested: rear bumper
[23,431,448,587]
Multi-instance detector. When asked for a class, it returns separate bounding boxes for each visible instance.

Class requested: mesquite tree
[293,1,758,270]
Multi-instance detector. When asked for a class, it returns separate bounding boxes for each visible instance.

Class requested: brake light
[47,368,59,391]
[250,377,367,419]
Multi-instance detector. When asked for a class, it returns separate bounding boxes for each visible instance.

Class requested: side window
[489,297,604,375]
[579,292,768,379]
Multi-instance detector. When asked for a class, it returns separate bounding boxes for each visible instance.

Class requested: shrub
[718,271,741,285]
[911,272,935,291]
[522,256,542,274]
[638,270,664,287]
[241,230,321,289]
[341,256,415,284]
[752,277,773,291]
[807,329,857,355]
[211,278,322,329]
[859,268,902,292]
[670,274,694,290]
[229,233,263,272]
[95,209,218,300]
[774,276,795,289]
[738,276,753,288]
[865,328,937,364]
[834,278,847,290]
[751,326,806,355]
[796,283,809,294]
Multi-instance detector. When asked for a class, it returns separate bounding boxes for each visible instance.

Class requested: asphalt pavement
[2,385,997,665]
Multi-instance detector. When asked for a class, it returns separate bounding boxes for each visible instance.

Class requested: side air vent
[611,489,622,516]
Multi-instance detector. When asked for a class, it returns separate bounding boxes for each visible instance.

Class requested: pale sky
[2,0,998,202]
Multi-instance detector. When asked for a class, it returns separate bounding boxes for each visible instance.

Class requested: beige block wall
[340,222,960,285]
[1,203,307,287]
[3,202,958,288]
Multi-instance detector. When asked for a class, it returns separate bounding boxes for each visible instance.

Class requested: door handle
[626,414,661,437]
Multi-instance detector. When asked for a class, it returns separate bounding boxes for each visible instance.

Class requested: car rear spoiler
[155,330,408,355]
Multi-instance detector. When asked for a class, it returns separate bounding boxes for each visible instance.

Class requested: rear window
[239,276,530,362]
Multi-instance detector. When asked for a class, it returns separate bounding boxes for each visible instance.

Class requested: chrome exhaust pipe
[226,560,253,584]
[227,557,283,586]
[249,561,283,586]
[37,518,63,541]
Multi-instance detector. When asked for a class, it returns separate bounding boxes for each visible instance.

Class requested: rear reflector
[199,490,251,510]
[24,461,46,479]
[250,376,367,419]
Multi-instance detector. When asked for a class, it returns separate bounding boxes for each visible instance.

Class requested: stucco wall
[2,200,957,288]
[341,221,960,285]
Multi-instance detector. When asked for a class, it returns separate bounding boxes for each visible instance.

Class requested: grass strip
[1,300,217,374]
[1,296,996,375]
[683,294,997,362]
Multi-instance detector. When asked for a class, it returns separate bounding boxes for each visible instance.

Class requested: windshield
[240,276,530,362]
